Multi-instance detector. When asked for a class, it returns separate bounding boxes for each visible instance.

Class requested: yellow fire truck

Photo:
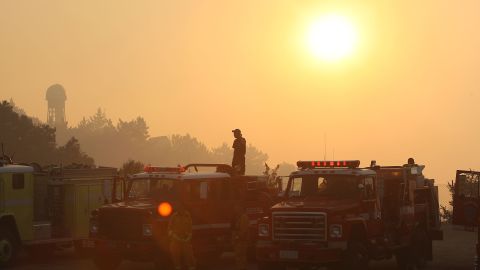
[0,157,117,267]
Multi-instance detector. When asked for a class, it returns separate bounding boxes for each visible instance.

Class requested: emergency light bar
[144,166,186,173]
[297,160,361,169]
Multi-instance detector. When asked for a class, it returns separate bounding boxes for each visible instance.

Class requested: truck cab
[90,164,277,270]
[0,156,117,267]
[256,159,442,270]
[0,163,35,266]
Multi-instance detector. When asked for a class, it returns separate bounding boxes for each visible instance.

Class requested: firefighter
[232,129,246,175]
[168,202,196,270]
[231,203,250,270]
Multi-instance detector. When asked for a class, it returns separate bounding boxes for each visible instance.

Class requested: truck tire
[341,242,369,270]
[93,254,122,270]
[258,261,285,270]
[0,227,18,267]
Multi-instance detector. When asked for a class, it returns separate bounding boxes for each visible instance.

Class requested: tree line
[2,101,295,175]
[0,101,93,166]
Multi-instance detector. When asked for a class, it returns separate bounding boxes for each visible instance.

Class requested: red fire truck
[89,164,279,270]
[452,170,480,227]
[256,159,442,270]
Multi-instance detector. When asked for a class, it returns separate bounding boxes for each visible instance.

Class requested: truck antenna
[323,133,327,161]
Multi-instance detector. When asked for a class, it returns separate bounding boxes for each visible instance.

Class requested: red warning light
[297,160,360,169]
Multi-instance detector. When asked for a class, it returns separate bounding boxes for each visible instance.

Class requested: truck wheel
[93,254,121,270]
[258,262,285,270]
[0,228,17,267]
[341,242,369,270]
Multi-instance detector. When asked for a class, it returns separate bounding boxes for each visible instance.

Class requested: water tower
[46,84,67,128]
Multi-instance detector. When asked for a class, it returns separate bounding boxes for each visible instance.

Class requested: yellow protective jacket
[168,211,193,242]
[232,213,249,243]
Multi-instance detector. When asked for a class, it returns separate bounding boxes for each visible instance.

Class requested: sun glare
[307,14,358,61]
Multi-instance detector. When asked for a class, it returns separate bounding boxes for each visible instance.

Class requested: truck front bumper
[256,240,346,264]
[93,238,161,261]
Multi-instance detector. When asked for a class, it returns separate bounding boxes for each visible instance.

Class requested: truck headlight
[329,224,342,238]
[143,224,153,236]
[90,221,99,234]
[258,224,270,237]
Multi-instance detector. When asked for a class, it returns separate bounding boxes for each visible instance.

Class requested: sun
[307,14,358,61]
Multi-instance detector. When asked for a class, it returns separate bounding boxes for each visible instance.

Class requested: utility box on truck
[46,167,118,241]
[0,159,117,267]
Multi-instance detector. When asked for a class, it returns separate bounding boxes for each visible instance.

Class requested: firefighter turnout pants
[170,239,196,270]
[233,241,248,270]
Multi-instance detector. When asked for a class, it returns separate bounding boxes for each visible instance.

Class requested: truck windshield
[127,178,176,200]
[287,174,361,199]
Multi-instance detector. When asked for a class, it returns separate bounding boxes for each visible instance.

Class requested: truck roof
[0,164,34,173]
[291,168,376,177]
[129,171,232,180]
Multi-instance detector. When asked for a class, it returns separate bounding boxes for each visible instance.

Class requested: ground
[10,225,476,270]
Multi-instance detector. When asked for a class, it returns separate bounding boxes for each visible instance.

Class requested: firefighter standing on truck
[168,202,196,270]
[232,129,246,175]
[232,203,250,270]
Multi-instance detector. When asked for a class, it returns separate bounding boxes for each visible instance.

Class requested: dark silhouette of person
[232,129,246,175]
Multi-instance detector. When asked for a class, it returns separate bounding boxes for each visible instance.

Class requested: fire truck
[255,159,443,270]
[451,170,480,268]
[89,163,279,270]
[452,170,480,227]
[0,156,117,267]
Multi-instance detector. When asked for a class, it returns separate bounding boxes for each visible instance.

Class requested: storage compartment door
[74,185,90,238]
[88,184,104,217]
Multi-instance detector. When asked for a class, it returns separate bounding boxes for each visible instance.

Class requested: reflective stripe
[4,198,33,207]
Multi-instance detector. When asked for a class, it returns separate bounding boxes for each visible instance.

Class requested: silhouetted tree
[277,162,297,176]
[0,101,93,166]
[119,159,145,177]
[245,145,269,174]
[117,117,149,143]
[61,108,275,174]
[56,137,94,165]
[440,181,454,223]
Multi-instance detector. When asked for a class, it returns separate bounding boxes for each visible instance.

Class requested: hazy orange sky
[1,1,480,200]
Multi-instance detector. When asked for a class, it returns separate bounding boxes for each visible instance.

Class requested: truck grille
[272,212,327,242]
[98,210,145,241]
